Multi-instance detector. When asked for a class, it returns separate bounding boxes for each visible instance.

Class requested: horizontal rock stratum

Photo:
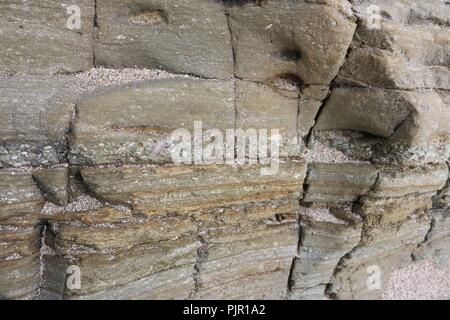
[0,0,449,300]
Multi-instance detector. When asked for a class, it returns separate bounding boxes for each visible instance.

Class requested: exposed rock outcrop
[0,0,449,300]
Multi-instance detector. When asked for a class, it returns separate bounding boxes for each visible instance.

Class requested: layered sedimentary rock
[0,76,81,167]
[38,162,306,299]
[314,0,450,166]
[327,164,449,299]
[42,208,199,300]
[0,170,43,300]
[413,209,450,266]
[303,163,379,203]
[0,0,449,300]
[69,78,235,165]
[289,207,362,300]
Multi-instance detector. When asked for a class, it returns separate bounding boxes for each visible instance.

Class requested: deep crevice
[92,0,98,68]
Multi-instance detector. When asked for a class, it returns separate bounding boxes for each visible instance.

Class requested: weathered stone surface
[328,214,431,300]
[1,0,450,301]
[338,0,450,89]
[70,78,235,165]
[228,0,356,84]
[79,162,307,216]
[0,0,94,75]
[0,76,81,168]
[369,164,449,199]
[0,169,43,299]
[236,80,299,156]
[434,165,450,209]
[195,216,299,299]
[32,167,69,206]
[414,209,450,266]
[303,163,379,203]
[0,170,43,220]
[337,47,450,90]
[315,88,450,165]
[289,212,362,300]
[94,0,233,79]
[41,207,199,299]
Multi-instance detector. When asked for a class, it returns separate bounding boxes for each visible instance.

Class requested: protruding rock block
[0,169,44,299]
[70,78,235,166]
[316,88,450,165]
[32,167,69,206]
[79,162,308,216]
[289,211,362,300]
[368,164,449,198]
[303,163,379,203]
[339,0,450,89]
[337,47,450,90]
[0,76,81,168]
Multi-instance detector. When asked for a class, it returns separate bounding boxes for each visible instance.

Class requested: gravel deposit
[41,193,103,215]
[75,67,192,92]
[299,206,348,225]
[382,259,450,300]
[301,141,368,164]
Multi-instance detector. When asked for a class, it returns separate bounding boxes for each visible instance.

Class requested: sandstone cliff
[0,0,449,300]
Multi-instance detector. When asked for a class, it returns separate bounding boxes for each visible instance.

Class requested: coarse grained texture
[0,0,449,300]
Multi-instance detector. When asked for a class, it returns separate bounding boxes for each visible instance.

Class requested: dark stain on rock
[272,49,302,62]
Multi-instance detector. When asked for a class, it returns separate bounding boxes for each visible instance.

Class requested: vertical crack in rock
[189,224,207,298]
[324,171,381,299]
[305,5,359,147]
[35,221,49,300]
[412,217,436,261]
[286,163,311,297]
[92,0,98,68]
[286,211,302,296]
[225,4,238,156]
[412,175,450,260]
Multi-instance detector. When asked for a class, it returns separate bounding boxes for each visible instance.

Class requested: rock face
[94,0,234,79]
[69,78,235,165]
[0,170,43,299]
[0,0,449,300]
[0,0,94,75]
[314,0,450,166]
[289,210,362,300]
[227,0,356,84]
[0,76,81,167]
